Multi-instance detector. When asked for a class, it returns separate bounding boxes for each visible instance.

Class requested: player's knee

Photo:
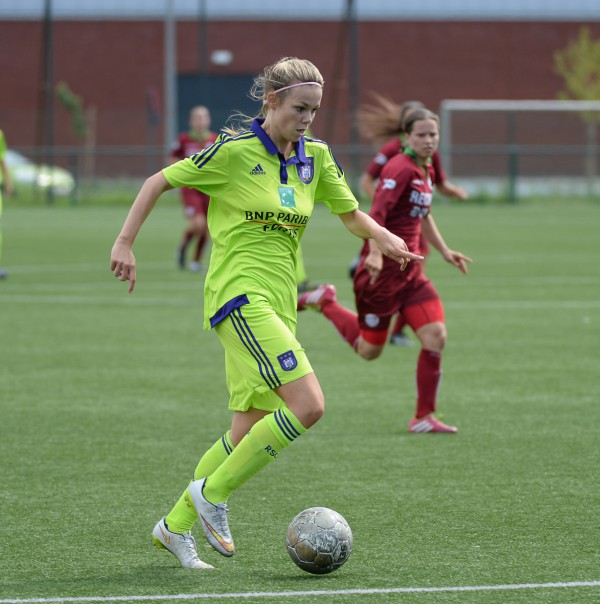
[419,323,446,352]
[356,340,383,361]
[302,394,325,427]
[360,348,383,361]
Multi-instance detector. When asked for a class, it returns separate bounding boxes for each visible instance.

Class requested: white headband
[273,81,322,94]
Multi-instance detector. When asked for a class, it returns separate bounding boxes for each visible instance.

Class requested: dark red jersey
[365,138,445,185]
[371,151,434,253]
[353,151,439,320]
[170,130,218,160]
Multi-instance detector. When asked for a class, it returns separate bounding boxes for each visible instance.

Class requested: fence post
[507,112,518,203]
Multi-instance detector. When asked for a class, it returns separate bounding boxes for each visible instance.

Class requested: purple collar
[251,118,308,164]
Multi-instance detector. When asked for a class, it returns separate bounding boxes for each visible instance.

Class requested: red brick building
[0,17,597,180]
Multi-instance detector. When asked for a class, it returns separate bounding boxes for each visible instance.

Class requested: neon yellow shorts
[214,294,314,412]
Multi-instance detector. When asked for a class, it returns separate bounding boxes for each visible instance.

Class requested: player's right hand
[110,241,136,293]
[375,230,424,271]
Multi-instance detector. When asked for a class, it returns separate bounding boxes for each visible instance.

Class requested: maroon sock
[321,300,361,349]
[416,349,442,418]
[391,313,407,336]
[193,232,208,262]
[180,229,194,251]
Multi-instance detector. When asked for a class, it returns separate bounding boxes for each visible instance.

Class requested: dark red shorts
[353,262,444,344]
[181,187,210,217]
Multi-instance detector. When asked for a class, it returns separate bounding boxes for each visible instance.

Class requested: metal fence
[10,137,600,206]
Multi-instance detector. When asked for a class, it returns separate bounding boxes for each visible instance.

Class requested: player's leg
[177,189,202,269]
[298,282,394,360]
[297,284,361,348]
[164,428,237,534]
[188,299,317,556]
[187,213,207,271]
[403,296,456,433]
[153,426,238,568]
[389,313,413,347]
[156,408,273,567]
[190,196,210,269]
[354,328,387,361]
[199,373,322,504]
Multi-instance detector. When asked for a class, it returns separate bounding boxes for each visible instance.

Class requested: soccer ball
[286,507,353,574]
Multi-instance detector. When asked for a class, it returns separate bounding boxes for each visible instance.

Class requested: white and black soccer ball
[286,506,353,574]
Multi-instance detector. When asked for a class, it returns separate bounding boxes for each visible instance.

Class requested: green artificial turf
[0,198,599,603]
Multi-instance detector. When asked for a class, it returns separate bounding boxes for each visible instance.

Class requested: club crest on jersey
[296,157,314,184]
[278,186,296,208]
[277,350,298,371]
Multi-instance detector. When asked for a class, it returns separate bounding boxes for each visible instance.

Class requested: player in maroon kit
[299,108,472,433]
[356,96,468,346]
[170,106,218,271]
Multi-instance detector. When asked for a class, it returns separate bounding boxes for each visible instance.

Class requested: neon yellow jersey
[162,118,358,329]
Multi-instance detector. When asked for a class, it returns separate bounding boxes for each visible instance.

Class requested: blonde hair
[224,57,324,135]
[357,93,425,145]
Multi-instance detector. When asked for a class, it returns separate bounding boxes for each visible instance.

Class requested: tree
[55,81,87,139]
[554,27,600,103]
[554,27,600,188]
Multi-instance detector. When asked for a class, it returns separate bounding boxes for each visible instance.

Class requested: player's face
[190,108,210,133]
[271,85,322,143]
[405,118,439,160]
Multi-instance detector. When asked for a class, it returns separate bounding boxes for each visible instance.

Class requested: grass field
[1,197,599,603]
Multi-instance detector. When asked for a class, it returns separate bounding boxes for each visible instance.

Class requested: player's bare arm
[421,214,472,274]
[437,180,468,201]
[359,172,376,199]
[111,172,173,292]
[338,209,423,271]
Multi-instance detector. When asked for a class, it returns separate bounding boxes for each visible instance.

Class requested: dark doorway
[177,74,257,134]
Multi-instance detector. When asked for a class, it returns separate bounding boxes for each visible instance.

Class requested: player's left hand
[454,187,468,201]
[375,230,424,272]
[364,250,384,284]
[442,249,472,274]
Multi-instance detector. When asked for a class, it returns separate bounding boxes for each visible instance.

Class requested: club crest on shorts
[277,350,298,371]
[296,157,314,184]
[365,313,380,328]
[278,186,296,208]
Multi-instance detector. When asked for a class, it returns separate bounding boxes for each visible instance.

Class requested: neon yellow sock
[165,431,234,534]
[194,431,235,480]
[203,407,306,504]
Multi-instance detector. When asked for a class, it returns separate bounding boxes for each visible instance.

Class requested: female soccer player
[110,57,422,570]
[170,105,218,271]
[357,96,468,346]
[299,108,472,434]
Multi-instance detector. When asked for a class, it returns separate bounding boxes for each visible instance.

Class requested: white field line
[0,295,196,306]
[8,263,175,274]
[7,261,598,287]
[0,581,599,604]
